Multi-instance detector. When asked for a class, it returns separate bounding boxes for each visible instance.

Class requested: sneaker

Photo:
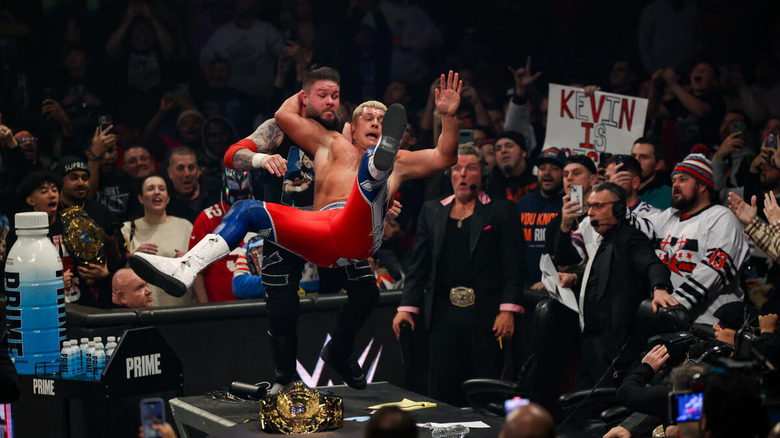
[320,342,367,390]
[372,103,407,172]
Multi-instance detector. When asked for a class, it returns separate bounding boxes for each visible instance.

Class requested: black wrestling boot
[372,103,407,171]
[320,341,367,390]
[268,333,301,396]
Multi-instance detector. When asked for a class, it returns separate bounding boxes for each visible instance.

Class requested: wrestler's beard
[307,107,341,131]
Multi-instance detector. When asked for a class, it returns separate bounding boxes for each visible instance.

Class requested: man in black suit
[392,145,524,406]
[557,182,672,388]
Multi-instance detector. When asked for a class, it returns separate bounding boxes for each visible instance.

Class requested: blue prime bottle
[4,212,66,375]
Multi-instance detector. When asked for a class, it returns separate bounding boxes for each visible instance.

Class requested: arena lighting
[297,334,383,387]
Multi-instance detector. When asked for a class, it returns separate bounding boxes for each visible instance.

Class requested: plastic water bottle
[79,338,90,378]
[68,341,80,379]
[105,336,117,358]
[91,337,104,380]
[85,341,95,378]
[60,341,70,378]
[4,212,66,374]
[93,347,106,381]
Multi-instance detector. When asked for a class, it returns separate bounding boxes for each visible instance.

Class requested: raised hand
[583,85,601,97]
[90,125,117,158]
[728,192,757,225]
[0,114,17,148]
[607,162,633,187]
[715,131,745,160]
[434,70,462,117]
[764,192,780,224]
[42,99,70,125]
[159,93,175,113]
[661,68,678,85]
[507,56,542,95]
[560,194,582,232]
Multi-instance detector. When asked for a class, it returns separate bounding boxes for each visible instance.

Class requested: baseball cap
[565,154,598,175]
[536,147,567,168]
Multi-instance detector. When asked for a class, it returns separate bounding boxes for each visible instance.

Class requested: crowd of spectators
[5,0,780,436]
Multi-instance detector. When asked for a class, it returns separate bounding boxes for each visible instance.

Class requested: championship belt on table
[59,206,106,266]
[259,382,343,434]
[449,286,475,307]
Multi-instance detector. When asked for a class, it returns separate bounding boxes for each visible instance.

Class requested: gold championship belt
[450,286,475,307]
[259,382,342,434]
[59,206,106,265]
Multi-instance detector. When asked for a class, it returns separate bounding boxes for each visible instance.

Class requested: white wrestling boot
[129,233,229,297]
[371,103,407,173]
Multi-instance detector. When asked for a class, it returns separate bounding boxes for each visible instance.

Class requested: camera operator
[699,372,765,438]
[604,345,711,438]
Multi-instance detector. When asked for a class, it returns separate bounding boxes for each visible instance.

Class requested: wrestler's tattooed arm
[233,119,285,171]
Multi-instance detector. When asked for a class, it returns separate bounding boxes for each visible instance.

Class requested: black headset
[612,197,626,221]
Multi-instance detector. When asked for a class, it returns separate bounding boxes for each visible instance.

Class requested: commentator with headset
[557,182,673,389]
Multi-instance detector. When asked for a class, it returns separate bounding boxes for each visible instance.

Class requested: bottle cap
[15,212,49,230]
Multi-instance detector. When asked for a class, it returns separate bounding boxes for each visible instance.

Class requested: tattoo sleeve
[233,119,285,171]
[233,149,257,172]
[247,119,284,154]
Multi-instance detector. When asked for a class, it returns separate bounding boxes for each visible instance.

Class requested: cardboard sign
[544,84,647,165]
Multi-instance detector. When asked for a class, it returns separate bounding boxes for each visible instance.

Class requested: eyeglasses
[584,201,616,211]
[17,137,37,144]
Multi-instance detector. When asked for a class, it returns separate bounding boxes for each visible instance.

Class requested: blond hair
[458,144,483,161]
[352,100,387,122]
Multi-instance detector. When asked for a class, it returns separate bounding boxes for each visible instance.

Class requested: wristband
[251,153,267,168]
[85,149,101,162]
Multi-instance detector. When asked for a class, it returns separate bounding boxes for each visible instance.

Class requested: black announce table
[170,382,504,437]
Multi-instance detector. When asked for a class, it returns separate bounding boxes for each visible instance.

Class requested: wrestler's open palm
[434,70,462,117]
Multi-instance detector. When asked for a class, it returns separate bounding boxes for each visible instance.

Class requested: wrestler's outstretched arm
[275,91,333,157]
[224,118,288,176]
[394,71,462,181]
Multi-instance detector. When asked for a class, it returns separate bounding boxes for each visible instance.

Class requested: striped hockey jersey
[631,204,749,325]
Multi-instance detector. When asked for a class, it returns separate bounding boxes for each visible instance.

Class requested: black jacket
[400,194,525,331]
[575,221,673,362]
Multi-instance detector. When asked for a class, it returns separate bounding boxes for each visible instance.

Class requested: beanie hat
[672,153,714,190]
[496,131,526,151]
[57,155,90,178]
[176,109,205,129]
[13,130,32,140]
